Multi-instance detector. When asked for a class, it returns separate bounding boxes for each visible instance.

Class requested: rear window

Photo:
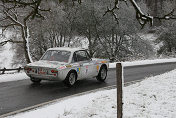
[41,50,71,63]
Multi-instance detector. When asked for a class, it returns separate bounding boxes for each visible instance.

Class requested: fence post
[2,67,6,74]
[116,63,123,118]
[18,67,21,73]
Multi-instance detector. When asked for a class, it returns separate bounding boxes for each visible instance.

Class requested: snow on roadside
[124,69,176,118]
[109,58,176,68]
[7,69,176,118]
[0,72,29,83]
[0,30,17,69]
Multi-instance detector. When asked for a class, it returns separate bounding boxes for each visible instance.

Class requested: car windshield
[41,50,71,63]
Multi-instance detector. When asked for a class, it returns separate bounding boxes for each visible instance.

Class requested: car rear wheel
[64,71,77,87]
[30,77,41,84]
[96,65,107,82]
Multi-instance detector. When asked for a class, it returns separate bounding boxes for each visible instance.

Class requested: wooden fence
[0,67,24,74]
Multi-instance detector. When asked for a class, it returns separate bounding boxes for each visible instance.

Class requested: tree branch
[154,9,176,21]
[0,23,19,32]
[103,0,120,24]
[0,39,23,46]
[1,0,38,6]
[4,10,23,26]
[129,0,153,28]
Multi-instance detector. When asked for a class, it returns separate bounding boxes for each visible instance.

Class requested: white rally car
[24,47,109,87]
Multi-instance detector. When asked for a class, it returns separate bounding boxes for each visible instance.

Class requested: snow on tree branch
[103,0,176,28]
[129,0,153,28]
[2,0,175,28]
[4,10,24,26]
[103,0,154,27]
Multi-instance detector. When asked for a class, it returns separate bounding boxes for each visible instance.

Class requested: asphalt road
[0,62,176,115]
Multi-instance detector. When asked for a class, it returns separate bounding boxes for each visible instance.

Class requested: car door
[74,50,96,79]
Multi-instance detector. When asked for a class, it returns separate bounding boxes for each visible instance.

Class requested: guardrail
[0,67,24,75]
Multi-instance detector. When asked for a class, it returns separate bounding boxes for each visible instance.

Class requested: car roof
[47,47,86,52]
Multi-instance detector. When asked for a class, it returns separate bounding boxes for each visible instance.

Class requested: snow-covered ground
[0,72,29,83]
[109,58,176,68]
[6,69,176,118]
[0,30,16,69]
[139,33,160,51]
[0,42,14,69]
[139,33,158,41]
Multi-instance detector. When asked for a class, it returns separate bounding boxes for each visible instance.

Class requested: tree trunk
[88,27,94,58]
[63,31,66,47]
[21,25,33,63]
[68,27,73,47]
[60,34,63,47]
[111,28,115,61]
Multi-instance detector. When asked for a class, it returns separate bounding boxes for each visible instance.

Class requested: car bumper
[27,73,63,81]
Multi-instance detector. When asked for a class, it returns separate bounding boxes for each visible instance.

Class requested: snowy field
[6,69,176,118]
[0,42,14,68]
[0,30,17,69]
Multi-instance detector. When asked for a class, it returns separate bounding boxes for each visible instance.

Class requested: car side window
[75,50,90,62]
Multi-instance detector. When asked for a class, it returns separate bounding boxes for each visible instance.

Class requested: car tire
[96,65,107,82]
[64,71,77,87]
[30,77,41,84]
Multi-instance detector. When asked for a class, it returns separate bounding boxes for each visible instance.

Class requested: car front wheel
[64,71,77,87]
[96,65,107,82]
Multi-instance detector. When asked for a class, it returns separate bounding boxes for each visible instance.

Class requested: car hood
[27,60,67,69]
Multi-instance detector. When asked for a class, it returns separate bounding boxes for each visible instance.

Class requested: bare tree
[0,0,49,63]
[155,25,176,57]
[0,0,175,64]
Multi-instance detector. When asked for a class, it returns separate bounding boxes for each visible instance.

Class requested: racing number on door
[74,50,92,78]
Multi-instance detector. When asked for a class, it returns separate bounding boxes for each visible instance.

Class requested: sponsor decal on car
[96,65,99,72]
[101,60,107,63]
[77,68,80,73]
[72,63,79,67]
[58,66,66,69]
[66,65,72,68]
